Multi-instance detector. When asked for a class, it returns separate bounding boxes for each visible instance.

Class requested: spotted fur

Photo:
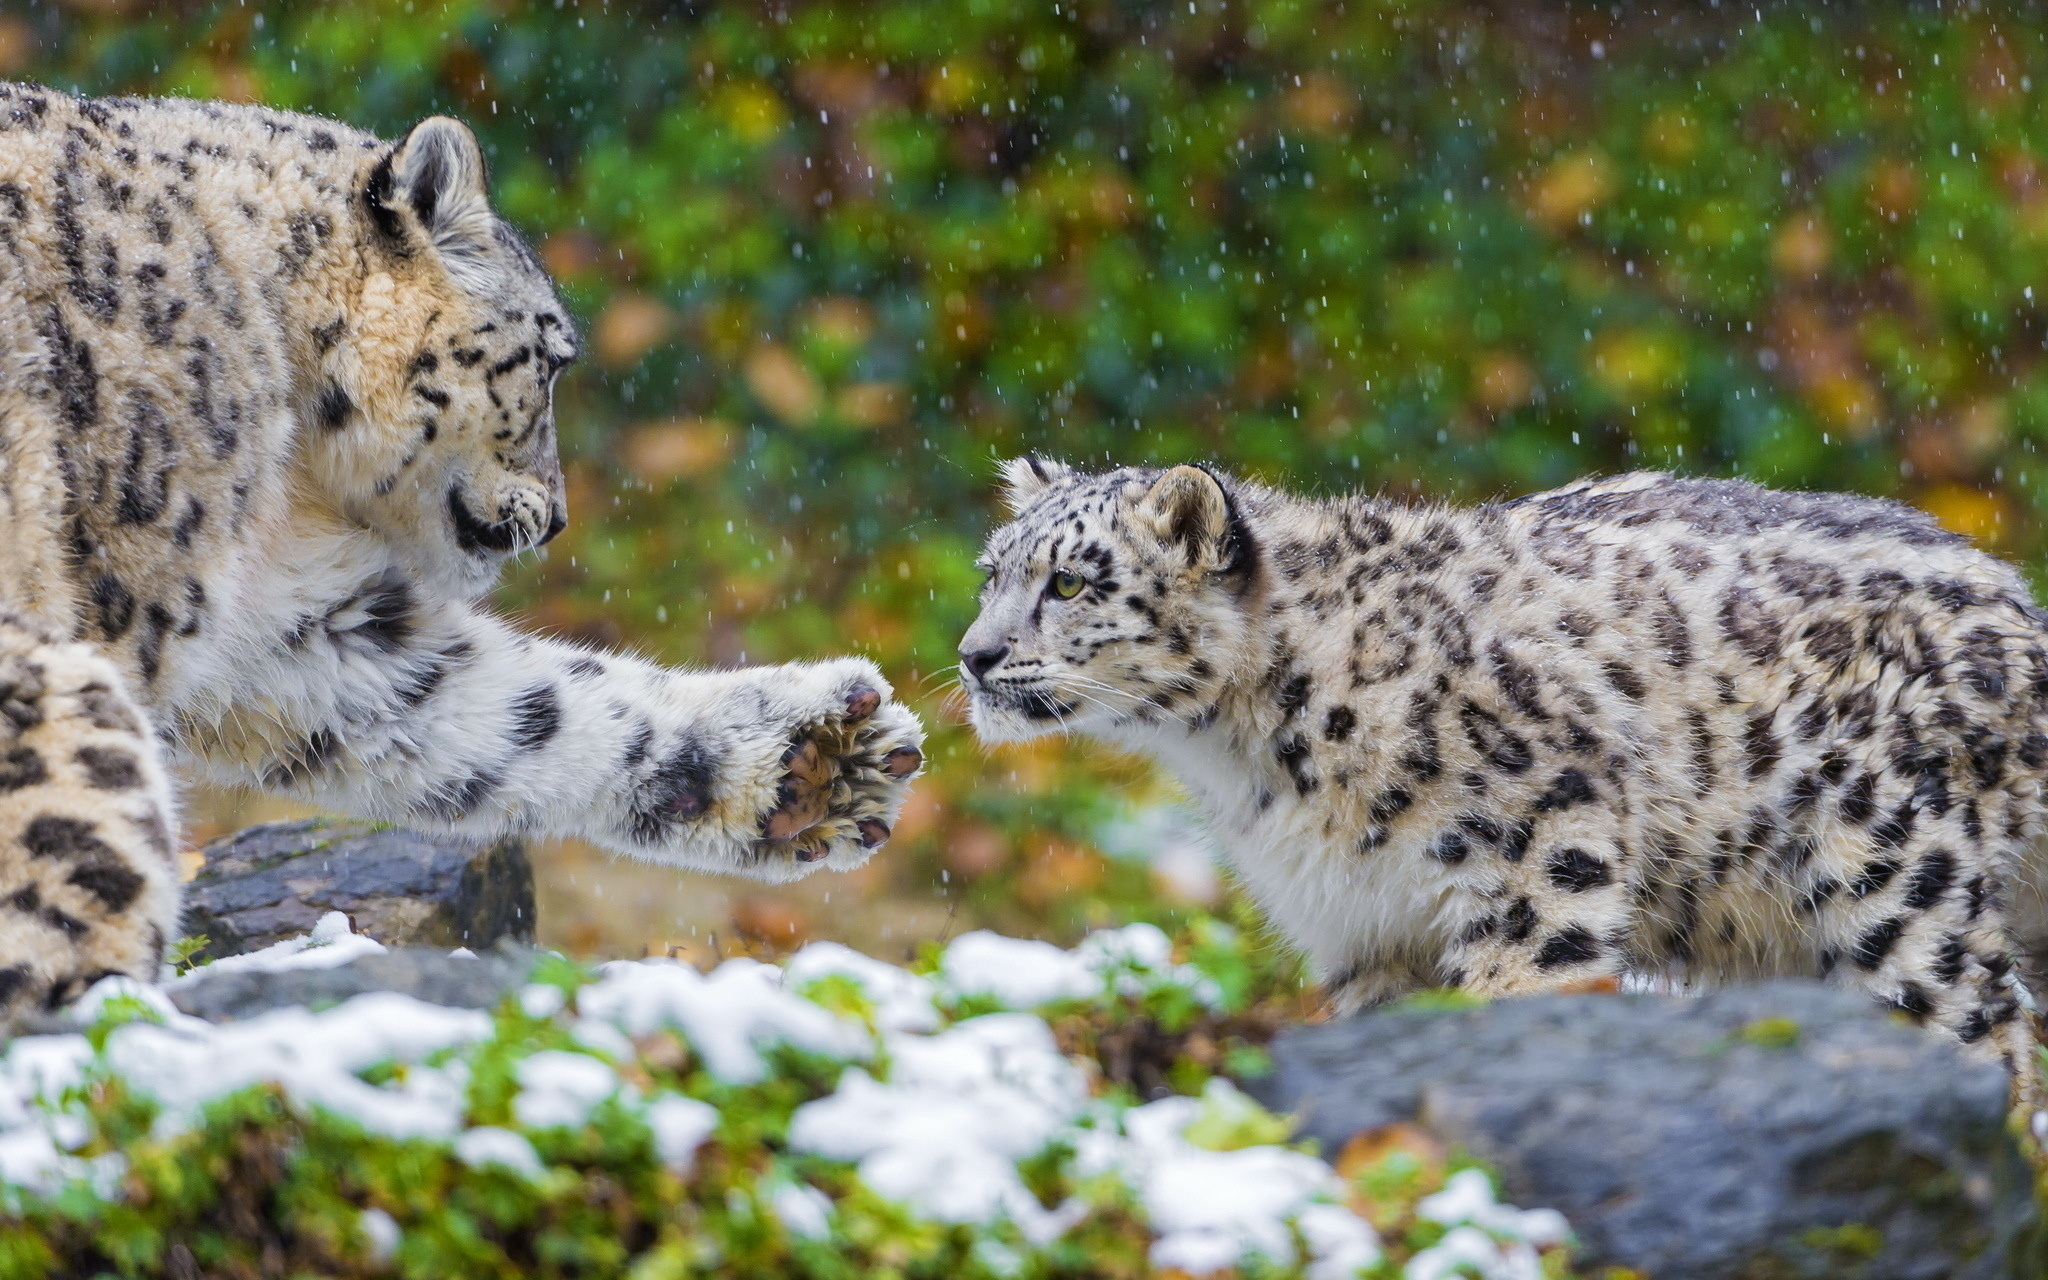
[963,461,2048,1085]
[0,86,922,1022]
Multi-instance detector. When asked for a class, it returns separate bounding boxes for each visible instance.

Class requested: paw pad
[844,685,882,719]
[746,681,923,867]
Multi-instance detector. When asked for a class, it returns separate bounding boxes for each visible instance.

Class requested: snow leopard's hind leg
[1825,767,2048,1123]
[2001,817,2048,1126]
[0,612,181,1025]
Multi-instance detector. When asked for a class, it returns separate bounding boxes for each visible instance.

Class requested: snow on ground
[937,922,1224,1011]
[1105,1081,1381,1277]
[0,915,1571,1278]
[789,1011,1091,1243]
[159,909,388,983]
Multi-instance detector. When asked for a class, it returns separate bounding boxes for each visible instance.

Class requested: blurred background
[9,0,2048,966]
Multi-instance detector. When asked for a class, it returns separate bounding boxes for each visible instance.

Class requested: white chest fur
[1131,724,1464,979]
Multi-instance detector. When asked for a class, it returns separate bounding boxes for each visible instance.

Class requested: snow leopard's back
[0,83,380,684]
[1496,471,2048,1002]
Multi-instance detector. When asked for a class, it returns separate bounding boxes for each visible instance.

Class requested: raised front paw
[746,661,924,876]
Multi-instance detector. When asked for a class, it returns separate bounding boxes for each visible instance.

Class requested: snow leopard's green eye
[1050,570,1085,599]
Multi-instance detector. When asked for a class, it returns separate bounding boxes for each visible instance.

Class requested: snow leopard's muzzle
[956,597,1084,743]
[447,481,566,556]
[447,413,568,557]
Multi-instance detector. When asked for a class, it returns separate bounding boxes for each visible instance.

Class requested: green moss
[1389,988,1492,1015]
[1798,1222,1886,1259]
[1738,1017,1802,1050]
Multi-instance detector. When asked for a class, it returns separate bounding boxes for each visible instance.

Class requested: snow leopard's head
[959,459,1260,744]
[313,115,579,587]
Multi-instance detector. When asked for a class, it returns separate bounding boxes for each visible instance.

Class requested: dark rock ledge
[1257,980,2045,1280]
[167,818,543,1021]
[183,818,536,962]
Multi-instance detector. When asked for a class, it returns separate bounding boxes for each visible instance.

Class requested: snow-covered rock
[163,910,387,984]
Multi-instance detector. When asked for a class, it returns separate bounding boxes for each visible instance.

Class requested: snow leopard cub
[961,460,2048,1076]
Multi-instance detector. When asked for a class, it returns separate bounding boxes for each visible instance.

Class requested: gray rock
[1256,981,2045,1279]
[183,819,536,960]
[167,945,540,1023]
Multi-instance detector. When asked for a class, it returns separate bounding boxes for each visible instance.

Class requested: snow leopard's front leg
[0,613,181,1025]
[178,596,924,883]
[1431,789,1636,998]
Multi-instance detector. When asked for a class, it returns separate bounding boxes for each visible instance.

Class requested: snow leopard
[961,459,2048,1080]
[0,85,923,1021]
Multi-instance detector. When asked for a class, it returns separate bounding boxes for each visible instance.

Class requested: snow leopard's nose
[961,643,1010,682]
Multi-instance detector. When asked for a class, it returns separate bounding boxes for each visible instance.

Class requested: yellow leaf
[1805,372,1883,438]
[803,296,875,349]
[744,343,823,426]
[836,382,907,428]
[593,294,677,369]
[719,81,788,144]
[1771,213,1832,277]
[1588,330,1682,402]
[620,418,733,484]
[0,17,33,77]
[1526,151,1615,232]
[1920,484,2006,544]
[1283,73,1356,136]
[1644,108,1697,164]
[926,59,982,113]
[1335,1123,1447,1186]
[1472,351,1537,412]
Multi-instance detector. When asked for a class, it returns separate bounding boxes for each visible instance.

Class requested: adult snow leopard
[0,85,922,1020]
[961,459,2048,1078]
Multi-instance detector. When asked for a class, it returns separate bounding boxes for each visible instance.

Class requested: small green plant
[1739,1017,1803,1050]
[1799,1222,1885,1260]
[1179,1079,1295,1152]
[1390,988,1493,1015]
[165,934,211,975]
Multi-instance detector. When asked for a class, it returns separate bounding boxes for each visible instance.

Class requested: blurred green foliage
[13,0,2048,945]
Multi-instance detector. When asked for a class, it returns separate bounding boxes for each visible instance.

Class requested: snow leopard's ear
[998,457,1073,513]
[369,116,500,293]
[1139,465,1244,574]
